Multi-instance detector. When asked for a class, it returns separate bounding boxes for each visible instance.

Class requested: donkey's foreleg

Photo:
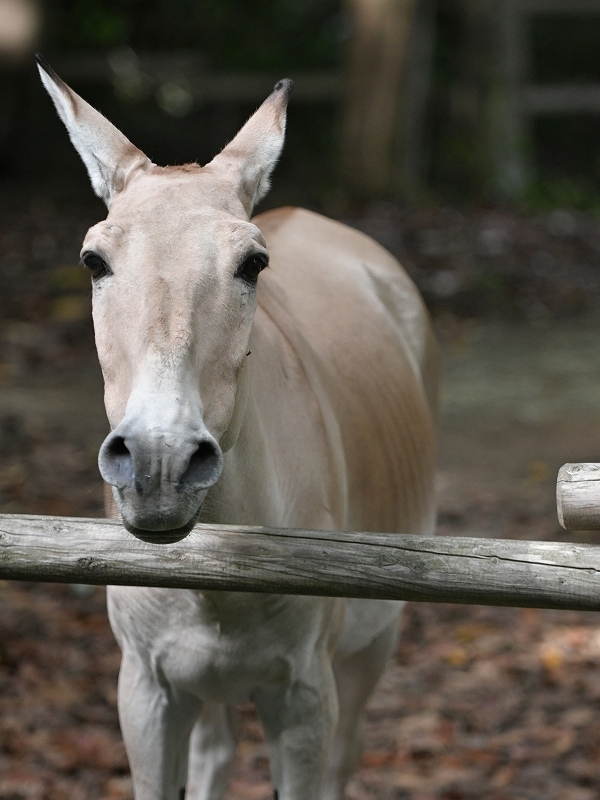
[322,616,400,800]
[253,657,338,800]
[118,652,201,800]
[185,703,237,800]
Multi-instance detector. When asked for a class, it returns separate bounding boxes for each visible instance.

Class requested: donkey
[37,54,438,800]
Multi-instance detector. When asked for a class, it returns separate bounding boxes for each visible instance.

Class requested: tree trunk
[341,0,416,202]
[442,0,498,200]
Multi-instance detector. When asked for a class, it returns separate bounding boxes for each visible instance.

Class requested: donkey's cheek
[199,384,238,442]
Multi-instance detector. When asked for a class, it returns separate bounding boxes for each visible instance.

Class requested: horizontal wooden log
[1,514,600,610]
[557,463,600,530]
[518,0,600,14]
[51,52,343,103]
[521,84,600,115]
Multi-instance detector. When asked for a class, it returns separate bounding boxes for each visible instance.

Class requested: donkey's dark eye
[82,252,110,280]
[236,253,268,284]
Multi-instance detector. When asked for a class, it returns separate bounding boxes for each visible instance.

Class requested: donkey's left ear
[36,54,152,206]
[207,79,292,215]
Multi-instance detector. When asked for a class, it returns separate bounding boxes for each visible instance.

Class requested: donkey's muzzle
[98,427,223,541]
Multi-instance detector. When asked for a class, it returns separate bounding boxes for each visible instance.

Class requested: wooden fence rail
[1,514,600,611]
[51,52,343,103]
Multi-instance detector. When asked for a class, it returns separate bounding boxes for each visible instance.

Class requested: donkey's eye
[82,252,110,280]
[236,253,268,284]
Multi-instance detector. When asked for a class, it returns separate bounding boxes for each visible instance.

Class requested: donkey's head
[37,55,291,543]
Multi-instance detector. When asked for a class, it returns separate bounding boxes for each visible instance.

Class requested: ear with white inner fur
[206,79,293,215]
[36,54,152,206]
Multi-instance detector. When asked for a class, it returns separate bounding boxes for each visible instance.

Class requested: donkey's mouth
[122,508,200,544]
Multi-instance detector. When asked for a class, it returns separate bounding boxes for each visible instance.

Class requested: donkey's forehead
[105,165,247,220]
[85,209,262,243]
[83,169,266,253]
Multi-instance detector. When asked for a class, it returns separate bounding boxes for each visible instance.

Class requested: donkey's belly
[336,598,405,657]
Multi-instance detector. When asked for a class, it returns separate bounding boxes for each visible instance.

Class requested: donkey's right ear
[36,54,152,205]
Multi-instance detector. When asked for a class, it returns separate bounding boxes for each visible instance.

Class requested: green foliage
[50,0,345,71]
[520,176,600,214]
[59,0,130,48]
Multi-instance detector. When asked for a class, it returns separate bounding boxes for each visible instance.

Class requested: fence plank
[522,84,600,114]
[51,53,343,103]
[0,514,599,610]
[519,0,600,13]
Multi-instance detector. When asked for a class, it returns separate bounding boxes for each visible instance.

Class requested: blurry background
[8,0,600,207]
[4,2,600,800]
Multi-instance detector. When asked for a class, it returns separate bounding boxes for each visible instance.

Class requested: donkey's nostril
[107,436,129,458]
[99,430,222,495]
[99,434,134,488]
[180,439,223,490]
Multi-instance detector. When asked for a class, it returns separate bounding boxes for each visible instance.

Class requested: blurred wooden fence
[52,51,343,104]
[496,0,600,197]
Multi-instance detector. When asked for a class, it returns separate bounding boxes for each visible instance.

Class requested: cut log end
[557,463,600,530]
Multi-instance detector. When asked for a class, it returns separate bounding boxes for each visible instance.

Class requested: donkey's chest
[108,586,338,703]
[156,622,293,702]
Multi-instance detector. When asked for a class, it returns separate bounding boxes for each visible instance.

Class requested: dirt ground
[2,194,600,799]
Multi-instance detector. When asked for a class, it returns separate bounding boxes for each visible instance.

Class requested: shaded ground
[2,193,600,799]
